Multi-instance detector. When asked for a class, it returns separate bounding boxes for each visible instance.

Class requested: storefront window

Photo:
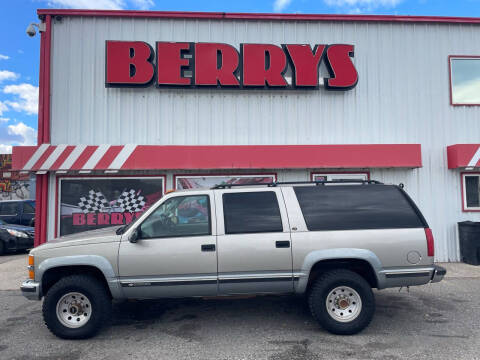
[59,177,165,236]
[175,174,276,190]
[463,174,480,211]
[450,57,480,105]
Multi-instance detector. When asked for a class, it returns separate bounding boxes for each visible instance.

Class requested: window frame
[461,172,480,212]
[222,190,284,235]
[138,194,212,239]
[449,55,480,107]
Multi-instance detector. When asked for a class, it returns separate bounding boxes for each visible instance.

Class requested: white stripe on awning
[39,144,67,170]
[467,147,480,168]
[58,144,87,170]
[82,144,110,170]
[22,143,50,170]
[108,143,137,169]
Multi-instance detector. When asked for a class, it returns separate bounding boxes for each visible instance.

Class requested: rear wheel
[42,275,112,339]
[308,269,375,335]
[0,240,5,255]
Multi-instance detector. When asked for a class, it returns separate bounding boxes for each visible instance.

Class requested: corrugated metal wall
[47,17,480,261]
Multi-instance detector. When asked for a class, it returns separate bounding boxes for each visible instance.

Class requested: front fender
[295,248,385,293]
[37,255,123,299]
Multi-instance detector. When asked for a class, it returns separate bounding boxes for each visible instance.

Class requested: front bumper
[431,265,447,283]
[20,279,41,300]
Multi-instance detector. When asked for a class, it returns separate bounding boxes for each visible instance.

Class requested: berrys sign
[105,41,358,90]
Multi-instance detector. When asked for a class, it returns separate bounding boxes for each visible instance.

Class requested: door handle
[276,241,290,248]
[201,244,216,252]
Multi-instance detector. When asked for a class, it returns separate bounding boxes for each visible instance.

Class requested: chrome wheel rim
[325,286,362,323]
[56,292,92,328]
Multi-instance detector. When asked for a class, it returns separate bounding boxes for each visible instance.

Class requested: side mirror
[129,228,140,243]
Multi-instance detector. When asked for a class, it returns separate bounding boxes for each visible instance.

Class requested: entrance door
[118,192,218,299]
[215,188,293,295]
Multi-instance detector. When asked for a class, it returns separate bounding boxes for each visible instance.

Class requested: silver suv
[21,180,446,339]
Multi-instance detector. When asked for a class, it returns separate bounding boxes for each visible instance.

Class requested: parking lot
[1,253,479,360]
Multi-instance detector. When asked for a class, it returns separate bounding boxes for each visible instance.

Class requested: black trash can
[458,221,480,265]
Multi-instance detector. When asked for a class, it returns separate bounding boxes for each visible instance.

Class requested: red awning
[447,144,480,169]
[12,144,422,173]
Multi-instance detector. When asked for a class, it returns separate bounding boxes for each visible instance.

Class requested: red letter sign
[324,44,358,90]
[284,44,326,87]
[157,42,192,86]
[105,41,154,86]
[195,43,240,86]
[242,44,288,87]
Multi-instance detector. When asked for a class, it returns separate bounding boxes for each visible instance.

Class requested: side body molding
[37,255,123,299]
[295,248,385,293]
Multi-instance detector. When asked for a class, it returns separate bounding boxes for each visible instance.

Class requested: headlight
[7,229,29,238]
[28,255,34,280]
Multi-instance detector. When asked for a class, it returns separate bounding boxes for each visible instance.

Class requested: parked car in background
[0,219,34,254]
[0,200,35,226]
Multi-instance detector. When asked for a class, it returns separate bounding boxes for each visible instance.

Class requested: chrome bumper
[20,279,41,300]
[431,265,447,283]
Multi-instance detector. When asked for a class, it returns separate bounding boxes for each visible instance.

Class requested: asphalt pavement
[1,253,480,360]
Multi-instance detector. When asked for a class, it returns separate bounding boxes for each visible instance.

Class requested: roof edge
[37,9,480,24]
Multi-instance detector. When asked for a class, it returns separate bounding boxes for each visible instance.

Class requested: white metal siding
[47,17,480,261]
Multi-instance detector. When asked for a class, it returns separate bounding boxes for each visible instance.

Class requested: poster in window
[175,174,276,190]
[59,177,164,236]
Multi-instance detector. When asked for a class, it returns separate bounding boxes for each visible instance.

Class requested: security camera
[26,23,37,37]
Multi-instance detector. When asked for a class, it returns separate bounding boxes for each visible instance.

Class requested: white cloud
[7,122,37,146]
[130,0,154,10]
[47,0,156,10]
[452,77,480,104]
[47,0,125,9]
[0,101,7,116]
[0,70,19,83]
[274,0,293,12]
[0,117,9,123]
[0,144,12,154]
[0,55,9,60]
[324,0,403,12]
[3,83,39,115]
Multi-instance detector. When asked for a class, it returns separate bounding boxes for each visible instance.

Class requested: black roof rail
[212,179,383,189]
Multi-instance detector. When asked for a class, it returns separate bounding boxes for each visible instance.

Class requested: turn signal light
[425,228,435,257]
[28,255,34,279]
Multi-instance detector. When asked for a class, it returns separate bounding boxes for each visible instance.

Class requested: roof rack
[212,179,383,189]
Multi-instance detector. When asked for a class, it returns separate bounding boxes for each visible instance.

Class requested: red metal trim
[173,172,277,190]
[460,172,480,212]
[449,55,480,107]
[54,174,167,238]
[310,171,370,181]
[35,15,52,246]
[37,9,480,25]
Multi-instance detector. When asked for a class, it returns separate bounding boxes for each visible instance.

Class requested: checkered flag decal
[78,190,109,214]
[116,189,146,212]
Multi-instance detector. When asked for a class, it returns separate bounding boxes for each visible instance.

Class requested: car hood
[32,226,122,252]
[0,224,34,232]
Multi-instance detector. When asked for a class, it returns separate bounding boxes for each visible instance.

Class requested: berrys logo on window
[105,41,358,90]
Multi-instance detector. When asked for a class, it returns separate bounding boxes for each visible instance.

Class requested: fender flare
[37,255,123,299]
[295,248,386,293]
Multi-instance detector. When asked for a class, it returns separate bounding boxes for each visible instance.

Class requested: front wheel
[42,275,112,339]
[308,269,375,335]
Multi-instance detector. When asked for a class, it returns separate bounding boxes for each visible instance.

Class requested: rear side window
[294,185,425,231]
[23,202,35,214]
[0,202,19,216]
[223,191,283,234]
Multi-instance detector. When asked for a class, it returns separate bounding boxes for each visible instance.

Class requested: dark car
[0,219,34,255]
[0,200,35,226]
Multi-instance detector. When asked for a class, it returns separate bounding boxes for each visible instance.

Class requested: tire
[42,275,112,339]
[0,241,4,255]
[308,269,375,335]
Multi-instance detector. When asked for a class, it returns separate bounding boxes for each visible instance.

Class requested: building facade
[12,9,480,261]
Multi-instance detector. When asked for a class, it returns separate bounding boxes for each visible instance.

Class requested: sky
[1,0,480,154]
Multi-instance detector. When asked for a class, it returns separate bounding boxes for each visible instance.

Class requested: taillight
[425,228,434,257]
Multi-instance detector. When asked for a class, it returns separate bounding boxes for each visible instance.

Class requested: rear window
[294,185,425,231]
[223,191,283,234]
